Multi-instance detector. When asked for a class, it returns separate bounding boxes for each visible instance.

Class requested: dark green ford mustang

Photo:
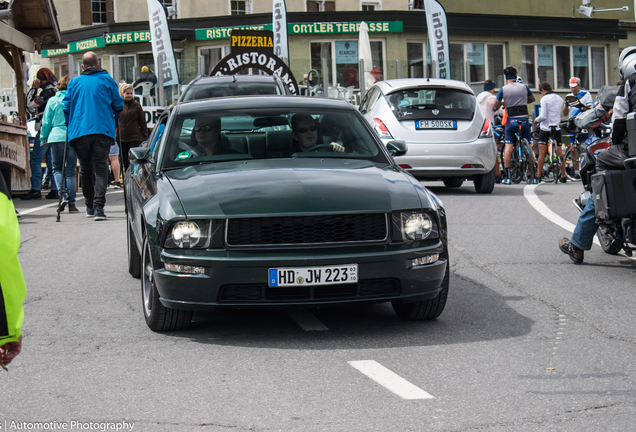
[125,96,449,331]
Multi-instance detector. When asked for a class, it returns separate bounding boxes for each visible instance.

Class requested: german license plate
[416,120,457,130]
[268,264,358,287]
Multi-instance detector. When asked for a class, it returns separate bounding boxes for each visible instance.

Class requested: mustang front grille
[225,214,389,247]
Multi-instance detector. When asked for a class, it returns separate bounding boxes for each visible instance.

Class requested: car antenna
[232,75,237,83]
[427,76,430,82]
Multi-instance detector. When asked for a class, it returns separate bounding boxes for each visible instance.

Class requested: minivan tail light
[373,118,393,138]
[480,118,492,138]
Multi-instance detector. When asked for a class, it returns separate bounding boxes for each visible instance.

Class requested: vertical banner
[146,0,179,87]
[273,0,289,63]
[423,0,450,79]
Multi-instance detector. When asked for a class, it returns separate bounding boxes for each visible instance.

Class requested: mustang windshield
[162,108,387,168]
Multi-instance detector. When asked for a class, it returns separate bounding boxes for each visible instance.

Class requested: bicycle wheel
[563,146,581,182]
[548,139,561,183]
[509,144,522,184]
[520,139,535,184]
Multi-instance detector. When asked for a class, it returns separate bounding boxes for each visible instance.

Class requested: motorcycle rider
[559,47,636,264]
[493,65,536,185]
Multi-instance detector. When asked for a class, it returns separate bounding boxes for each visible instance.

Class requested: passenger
[288,114,344,155]
[175,117,239,160]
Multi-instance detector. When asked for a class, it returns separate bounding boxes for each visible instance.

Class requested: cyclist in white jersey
[533,82,565,182]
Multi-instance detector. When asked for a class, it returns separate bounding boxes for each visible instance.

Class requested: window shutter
[306,1,318,12]
[325,1,336,11]
[106,0,115,23]
[80,0,92,25]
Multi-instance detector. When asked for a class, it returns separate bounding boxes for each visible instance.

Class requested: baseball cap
[569,77,581,87]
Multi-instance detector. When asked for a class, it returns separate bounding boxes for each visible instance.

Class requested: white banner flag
[424,0,450,79]
[146,0,179,87]
[273,0,289,62]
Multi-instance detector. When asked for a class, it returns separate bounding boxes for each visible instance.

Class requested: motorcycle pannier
[592,170,636,220]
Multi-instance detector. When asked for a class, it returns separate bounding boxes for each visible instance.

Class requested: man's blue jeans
[30,131,57,191]
[571,196,598,251]
[50,141,77,205]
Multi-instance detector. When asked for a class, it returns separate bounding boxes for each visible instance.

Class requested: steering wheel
[307,144,335,152]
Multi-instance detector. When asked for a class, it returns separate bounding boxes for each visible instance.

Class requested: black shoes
[68,204,79,213]
[94,208,106,221]
[559,238,584,264]
[45,190,59,199]
[86,207,94,218]
[19,189,42,200]
[559,176,567,183]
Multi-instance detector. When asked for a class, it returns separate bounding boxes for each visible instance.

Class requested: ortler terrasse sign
[210,30,299,96]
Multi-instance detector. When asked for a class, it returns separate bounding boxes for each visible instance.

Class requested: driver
[559,47,636,264]
[289,114,345,154]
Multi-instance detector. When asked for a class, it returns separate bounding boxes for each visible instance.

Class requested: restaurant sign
[196,25,273,41]
[105,31,152,45]
[288,21,402,35]
[42,37,105,58]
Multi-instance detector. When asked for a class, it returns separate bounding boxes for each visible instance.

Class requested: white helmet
[516,76,524,84]
[619,46,636,79]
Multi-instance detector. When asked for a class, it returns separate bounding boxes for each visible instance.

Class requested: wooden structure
[0,0,61,191]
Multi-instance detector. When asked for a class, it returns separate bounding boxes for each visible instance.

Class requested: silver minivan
[360,78,497,193]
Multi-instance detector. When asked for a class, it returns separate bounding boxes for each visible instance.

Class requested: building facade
[14,0,636,107]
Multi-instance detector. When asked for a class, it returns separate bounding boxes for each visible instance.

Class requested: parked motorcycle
[573,110,636,256]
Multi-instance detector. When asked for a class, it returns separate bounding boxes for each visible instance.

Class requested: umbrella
[358,22,374,91]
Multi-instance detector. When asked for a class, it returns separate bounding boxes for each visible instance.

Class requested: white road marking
[287,310,329,331]
[523,184,599,246]
[348,360,434,400]
[524,184,636,261]
[16,190,123,216]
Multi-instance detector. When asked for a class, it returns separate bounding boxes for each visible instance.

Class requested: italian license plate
[268,264,358,287]
[416,120,457,130]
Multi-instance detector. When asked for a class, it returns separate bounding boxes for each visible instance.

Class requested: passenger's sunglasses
[194,125,217,132]
[296,125,317,134]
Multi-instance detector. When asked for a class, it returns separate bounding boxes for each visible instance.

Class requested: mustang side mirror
[386,140,407,156]
[129,147,153,165]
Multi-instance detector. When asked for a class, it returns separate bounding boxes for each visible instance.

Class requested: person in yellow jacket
[0,174,26,368]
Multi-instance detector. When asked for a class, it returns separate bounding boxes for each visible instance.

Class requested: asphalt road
[4,180,636,432]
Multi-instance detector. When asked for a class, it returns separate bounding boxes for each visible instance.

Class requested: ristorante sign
[210,29,299,96]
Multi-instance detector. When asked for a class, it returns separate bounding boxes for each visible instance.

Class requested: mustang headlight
[164,220,212,249]
[401,212,437,241]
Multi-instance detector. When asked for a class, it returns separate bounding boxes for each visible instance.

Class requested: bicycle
[506,119,535,184]
[541,124,563,183]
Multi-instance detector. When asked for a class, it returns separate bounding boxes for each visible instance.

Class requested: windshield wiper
[407,104,437,109]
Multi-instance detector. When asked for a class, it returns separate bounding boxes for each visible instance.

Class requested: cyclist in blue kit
[493,65,536,184]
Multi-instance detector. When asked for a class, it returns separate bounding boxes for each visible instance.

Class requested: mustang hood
[165,159,426,218]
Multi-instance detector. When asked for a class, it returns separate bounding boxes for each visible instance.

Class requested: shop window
[591,47,606,89]
[336,41,359,87]
[556,46,571,89]
[231,0,252,15]
[80,0,113,25]
[307,1,335,12]
[573,45,590,89]
[407,43,424,78]
[370,41,384,83]
[311,42,333,85]
[521,45,536,88]
[466,43,485,84]
[450,44,464,82]
[487,45,504,88]
[119,55,136,84]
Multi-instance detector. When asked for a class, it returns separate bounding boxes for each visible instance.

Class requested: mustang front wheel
[392,263,449,320]
[141,236,193,331]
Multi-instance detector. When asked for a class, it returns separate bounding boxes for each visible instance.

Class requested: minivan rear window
[386,88,476,121]
[182,83,281,101]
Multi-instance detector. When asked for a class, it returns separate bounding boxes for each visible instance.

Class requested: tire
[392,263,449,320]
[563,147,582,182]
[474,166,495,194]
[520,141,535,184]
[547,140,561,183]
[443,178,464,188]
[141,236,193,331]
[596,226,623,255]
[127,216,141,278]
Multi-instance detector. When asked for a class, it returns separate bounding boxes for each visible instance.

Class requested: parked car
[179,74,289,102]
[124,95,449,331]
[359,78,497,193]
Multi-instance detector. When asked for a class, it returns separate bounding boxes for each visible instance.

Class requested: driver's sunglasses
[194,125,217,132]
[296,125,317,134]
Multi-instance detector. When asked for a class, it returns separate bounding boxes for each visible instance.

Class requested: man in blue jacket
[63,51,124,221]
